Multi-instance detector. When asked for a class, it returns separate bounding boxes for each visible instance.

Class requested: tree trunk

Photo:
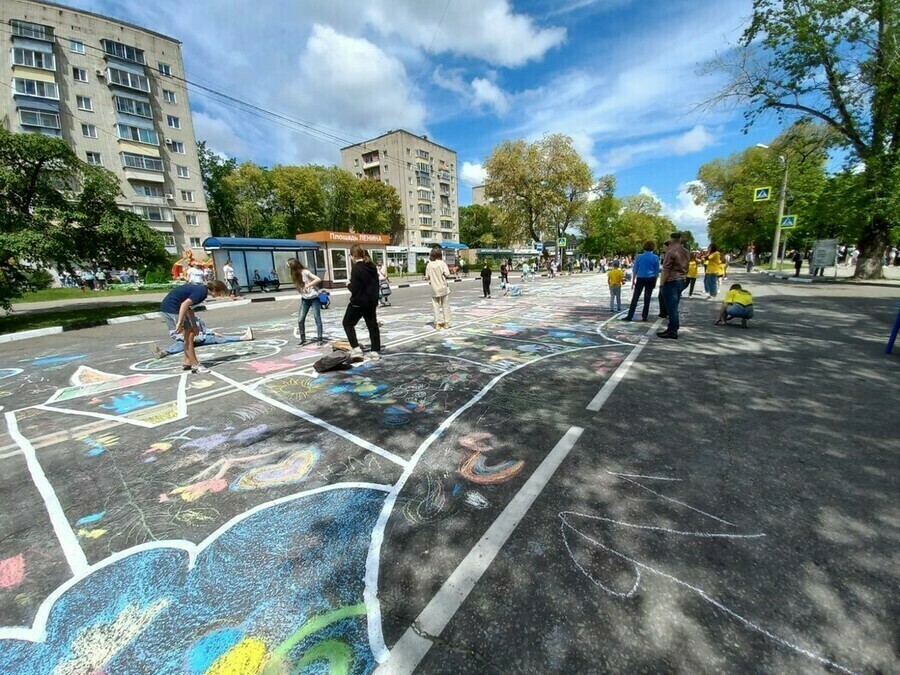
[853,216,889,279]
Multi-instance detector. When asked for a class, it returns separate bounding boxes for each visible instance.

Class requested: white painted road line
[376,426,584,675]
[586,319,661,411]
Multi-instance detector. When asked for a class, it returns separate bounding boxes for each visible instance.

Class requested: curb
[0,279,476,344]
[756,269,898,287]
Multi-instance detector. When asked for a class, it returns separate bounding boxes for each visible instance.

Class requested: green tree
[706,0,900,278]
[196,141,237,236]
[223,162,276,238]
[581,176,622,256]
[484,134,594,247]
[0,128,168,309]
[350,178,403,241]
[270,165,325,235]
[459,204,503,248]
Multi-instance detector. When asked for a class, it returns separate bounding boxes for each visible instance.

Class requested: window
[135,184,163,197]
[163,234,177,248]
[77,96,93,111]
[180,190,194,202]
[354,158,359,166]
[108,67,150,92]
[70,39,85,54]
[13,78,59,100]
[416,177,430,188]
[171,141,185,154]
[86,152,102,166]
[13,48,55,70]
[416,162,430,173]
[418,189,430,200]
[189,237,202,249]
[176,165,190,178]
[73,68,88,82]
[114,96,153,118]
[11,20,53,41]
[133,205,173,221]
[81,123,97,138]
[117,124,159,145]
[101,40,145,64]
[417,149,429,159]
[419,217,432,226]
[121,152,164,172]
[418,204,432,214]
[166,115,180,129]
[185,214,198,226]
[158,62,172,76]
[163,89,177,104]
[19,109,60,130]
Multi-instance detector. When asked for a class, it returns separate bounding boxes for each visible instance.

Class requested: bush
[415,259,427,275]
[27,269,54,290]
[143,265,172,285]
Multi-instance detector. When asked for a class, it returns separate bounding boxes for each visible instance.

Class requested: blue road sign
[780,215,797,229]
[754,187,772,201]
[535,242,543,252]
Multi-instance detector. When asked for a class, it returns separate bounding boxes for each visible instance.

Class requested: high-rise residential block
[0,0,211,255]
[341,130,459,247]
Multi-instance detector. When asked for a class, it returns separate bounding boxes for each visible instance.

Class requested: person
[160,280,229,373]
[96,268,107,290]
[715,283,754,329]
[623,241,660,322]
[426,247,453,329]
[723,253,731,280]
[289,259,324,346]
[850,247,859,267]
[267,268,281,292]
[704,245,723,298]
[686,252,699,297]
[500,281,521,297]
[481,262,492,298]
[792,249,803,277]
[500,261,509,284]
[657,232,690,339]
[342,244,381,361]
[521,261,531,282]
[459,258,468,278]
[252,270,268,292]
[745,246,755,273]
[607,259,625,312]
[658,242,670,319]
[82,268,95,291]
[152,317,254,358]
[377,261,391,307]
[187,263,205,284]
[223,259,240,298]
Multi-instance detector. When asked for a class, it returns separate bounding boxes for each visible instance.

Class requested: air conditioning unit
[164,137,173,144]
[95,69,105,78]
[164,193,174,200]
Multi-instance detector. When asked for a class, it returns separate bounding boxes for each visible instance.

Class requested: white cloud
[461,161,488,185]
[670,125,717,154]
[191,112,247,158]
[640,182,709,246]
[471,78,511,115]
[602,125,718,169]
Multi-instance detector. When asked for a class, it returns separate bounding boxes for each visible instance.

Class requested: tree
[705,0,900,278]
[484,134,594,246]
[350,178,403,242]
[196,141,237,236]
[0,128,168,309]
[223,162,275,238]
[269,165,325,235]
[459,204,503,248]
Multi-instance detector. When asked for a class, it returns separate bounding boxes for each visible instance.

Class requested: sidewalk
[754,263,900,286]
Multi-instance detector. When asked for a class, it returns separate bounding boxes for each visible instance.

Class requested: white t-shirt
[188,266,205,283]
[425,260,451,297]
[224,264,235,280]
[300,269,320,300]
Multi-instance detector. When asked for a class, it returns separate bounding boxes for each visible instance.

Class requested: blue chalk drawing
[30,355,86,367]
[74,512,106,526]
[99,392,156,415]
[0,487,383,674]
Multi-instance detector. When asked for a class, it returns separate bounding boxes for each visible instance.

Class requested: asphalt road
[0,272,896,674]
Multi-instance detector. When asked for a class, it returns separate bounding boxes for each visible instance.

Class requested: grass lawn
[19,286,172,303]
[1,303,160,335]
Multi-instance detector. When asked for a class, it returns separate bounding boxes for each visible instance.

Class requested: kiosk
[298,231,390,288]
[202,237,320,292]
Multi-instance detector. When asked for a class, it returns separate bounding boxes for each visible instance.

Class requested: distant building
[0,0,211,256]
[472,184,487,206]
[341,129,459,247]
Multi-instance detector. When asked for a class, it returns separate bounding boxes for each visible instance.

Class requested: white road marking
[586,320,661,411]
[376,427,584,675]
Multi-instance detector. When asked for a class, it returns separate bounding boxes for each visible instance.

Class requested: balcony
[362,158,380,169]
[437,171,451,181]
[440,208,452,217]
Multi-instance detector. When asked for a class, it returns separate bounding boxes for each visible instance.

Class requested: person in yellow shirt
[687,251,699,297]
[607,259,625,312]
[715,283,754,328]
[704,244,723,298]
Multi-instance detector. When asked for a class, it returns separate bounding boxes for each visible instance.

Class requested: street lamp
[757,143,788,270]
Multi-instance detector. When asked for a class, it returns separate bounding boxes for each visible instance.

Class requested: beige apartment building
[472,184,486,206]
[0,0,210,256]
[341,130,459,247]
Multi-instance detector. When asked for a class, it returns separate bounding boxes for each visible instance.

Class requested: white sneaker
[350,347,364,361]
[150,343,166,359]
[368,351,381,361]
[192,365,211,374]
[242,327,254,340]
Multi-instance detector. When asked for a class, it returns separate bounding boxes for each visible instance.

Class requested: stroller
[378,279,392,307]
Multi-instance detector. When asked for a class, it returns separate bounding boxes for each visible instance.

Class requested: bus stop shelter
[202,237,320,291]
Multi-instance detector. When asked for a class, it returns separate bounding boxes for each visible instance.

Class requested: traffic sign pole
[771,158,789,270]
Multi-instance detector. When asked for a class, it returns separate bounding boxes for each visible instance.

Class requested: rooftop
[19,0,182,44]
[341,129,457,155]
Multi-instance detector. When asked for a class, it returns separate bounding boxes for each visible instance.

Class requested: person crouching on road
[481,262,492,298]
[342,244,381,361]
[607,259,625,312]
[152,316,253,358]
[426,247,453,329]
[715,284,754,328]
[160,280,229,373]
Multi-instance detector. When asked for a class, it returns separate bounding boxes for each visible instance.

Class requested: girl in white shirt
[288,259,324,345]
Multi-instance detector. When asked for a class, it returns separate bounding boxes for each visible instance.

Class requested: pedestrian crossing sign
[780,215,797,229]
[558,237,567,247]
[754,186,772,201]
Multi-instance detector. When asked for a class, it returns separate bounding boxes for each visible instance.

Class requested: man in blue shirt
[160,281,228,373]
[622,241,660,321]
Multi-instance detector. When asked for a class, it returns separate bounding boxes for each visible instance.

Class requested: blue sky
[70,0,791,244]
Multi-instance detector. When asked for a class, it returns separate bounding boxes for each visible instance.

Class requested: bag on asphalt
[318,290,331,308]
[332,339,352,352]
[313,350,353,373]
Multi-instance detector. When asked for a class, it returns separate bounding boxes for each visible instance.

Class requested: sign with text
[780,215,797,229]
[300,231,391,245]
[811,239,838,269]
[754,186,772,201]
[535,242,543,252]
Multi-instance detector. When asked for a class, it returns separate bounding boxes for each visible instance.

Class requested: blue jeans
[661,279,687,333]
[726,304,754,319]
[299,298,322,341]
[704,273,719,297]
[609,285,621,311]
[165,334,239,355]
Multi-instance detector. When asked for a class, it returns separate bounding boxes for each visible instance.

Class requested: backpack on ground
[318,290,331,309]
[313,350,353,373]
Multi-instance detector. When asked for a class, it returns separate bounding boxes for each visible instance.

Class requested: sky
[70,0,792,245]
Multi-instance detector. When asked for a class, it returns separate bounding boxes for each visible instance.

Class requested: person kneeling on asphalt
[152,316,254,358]
[159,280,229,373]
[500,281,521,297]
[715,283,754,328]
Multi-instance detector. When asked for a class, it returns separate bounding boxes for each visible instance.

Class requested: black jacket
[480,267,492,280]
[348,260,379,308]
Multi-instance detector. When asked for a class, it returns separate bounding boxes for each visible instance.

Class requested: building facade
[0,0,210,256]
[341,129,459,247]
[471,184,486,206]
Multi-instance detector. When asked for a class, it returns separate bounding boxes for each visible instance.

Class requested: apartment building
[0,0,210,255]
[341,130,459,247]
[472,184,486,206]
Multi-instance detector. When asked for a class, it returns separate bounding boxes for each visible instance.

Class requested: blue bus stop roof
[202,237,319,251]
[440,242,469,250]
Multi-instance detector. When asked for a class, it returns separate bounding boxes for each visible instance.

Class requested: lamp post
[757,143,788,270]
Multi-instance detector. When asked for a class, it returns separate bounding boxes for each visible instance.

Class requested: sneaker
[242,327,254,340]
[150,343,166,359]
[350,347,364,361]
[368,351,381,361]
[192,365,211,374]
[657,331,678,339]
[620,317,632,322]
